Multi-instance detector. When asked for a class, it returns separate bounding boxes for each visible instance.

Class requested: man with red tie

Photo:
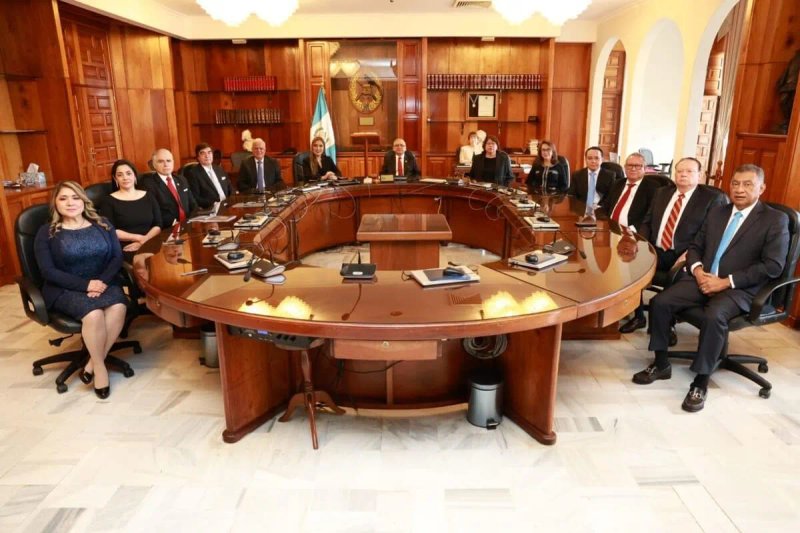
[619,157,728,334]
[380,138,421,178]
[600,152,661,231]
[140,148,198,229]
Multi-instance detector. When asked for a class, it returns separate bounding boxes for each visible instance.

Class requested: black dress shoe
[682,386,706,412]
[620,316,647,334]
[94,386,110,400]
[632,363,672,384]
[668,326,678,347]
[79,370,94,384]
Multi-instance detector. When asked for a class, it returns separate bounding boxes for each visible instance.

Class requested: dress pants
[633,247,681,320]
[648,276,745,374]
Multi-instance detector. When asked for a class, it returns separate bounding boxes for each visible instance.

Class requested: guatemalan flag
[310,87,336,163]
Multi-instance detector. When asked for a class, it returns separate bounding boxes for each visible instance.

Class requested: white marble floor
[1,245,800,532]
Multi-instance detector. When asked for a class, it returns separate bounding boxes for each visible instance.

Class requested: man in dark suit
[634,164,790,412]
[184,142,233,208]
[568,146,616,211]
[599,152,662,230]
[237,138,284,193]
[140,148,197,229]
[619,157,728,333]
[380,138,421,178]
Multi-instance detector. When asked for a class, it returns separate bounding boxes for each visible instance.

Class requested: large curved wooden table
[136,182,656,446]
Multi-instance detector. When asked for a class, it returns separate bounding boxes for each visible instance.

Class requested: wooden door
[598,49,625,158]
[62,16,122,185]
[696,95,719,179]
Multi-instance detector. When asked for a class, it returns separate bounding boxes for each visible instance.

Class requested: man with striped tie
[619,157,728,335]
[634,164,789,412]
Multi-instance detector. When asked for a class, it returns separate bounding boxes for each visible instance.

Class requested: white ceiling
[64,0,645,40]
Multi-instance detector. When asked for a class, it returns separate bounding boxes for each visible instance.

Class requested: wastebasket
[200,324,219,368]
[466,370,503,429]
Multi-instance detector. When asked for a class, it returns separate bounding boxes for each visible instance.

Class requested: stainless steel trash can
[200,324,219,368]
[467,371,503,429]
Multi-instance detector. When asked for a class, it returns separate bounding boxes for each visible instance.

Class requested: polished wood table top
[356,213,452,241]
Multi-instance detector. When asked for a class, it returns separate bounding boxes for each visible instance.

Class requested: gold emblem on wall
[348,70,383,114]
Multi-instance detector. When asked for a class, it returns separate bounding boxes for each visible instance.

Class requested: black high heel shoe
[79,369,94,384]
[94,385,110,400]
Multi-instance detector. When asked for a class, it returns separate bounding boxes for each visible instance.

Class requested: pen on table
[181,268,208,277]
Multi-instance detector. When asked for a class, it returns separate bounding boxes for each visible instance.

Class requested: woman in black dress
[302,136,341,181]
[527,140,569,193]
[34,181,128,399]
[466,135,513,186]
[99,159,162,254]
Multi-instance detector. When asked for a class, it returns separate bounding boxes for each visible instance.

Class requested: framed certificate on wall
[466,91,498,120]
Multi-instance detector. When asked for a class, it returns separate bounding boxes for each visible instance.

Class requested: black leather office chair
[601,161,626,181]
[667,202,800,398]
[292,152,310,184]
[179,162,199,180]
[639,148,671,173]
[15,203,140,393]
[85,182,113,206]
[558,155,571,189]
[645,172,674,189]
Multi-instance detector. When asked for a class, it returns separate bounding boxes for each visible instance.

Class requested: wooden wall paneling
[0,0,45,76]
[541,39,555,139]
[420,38,429,173]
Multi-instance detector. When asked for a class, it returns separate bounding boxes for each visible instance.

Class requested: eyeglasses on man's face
[625,163,644,170]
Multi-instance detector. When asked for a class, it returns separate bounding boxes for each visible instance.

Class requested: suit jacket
[238,155,284,192]
[139,172,197,229]
[301,154,341,181]
[527,160,569,192]
[381,151,421,178]
[467,151,514,186]
[639,185,728,257]
[687,201,789,310]
[185,163,233,208]
[568,167,615,204]
[599,175,663,229]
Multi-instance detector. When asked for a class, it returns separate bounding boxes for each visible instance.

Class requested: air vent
[452,0,492,8]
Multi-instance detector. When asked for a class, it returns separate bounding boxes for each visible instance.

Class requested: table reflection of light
[483,291,557,318]
[239,296,312,319]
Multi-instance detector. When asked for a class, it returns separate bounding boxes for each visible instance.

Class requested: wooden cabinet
[0,186,53,285]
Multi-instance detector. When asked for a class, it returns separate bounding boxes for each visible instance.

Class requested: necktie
[660,192,685,250]
[397,155,404,176]
[611,182,636,223]
[256,160,265,192]
[165,176,185,223]
[711,211,743,275]
[585,171,597,212]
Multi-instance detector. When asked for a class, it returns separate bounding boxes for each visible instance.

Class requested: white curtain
[709,0,747,182]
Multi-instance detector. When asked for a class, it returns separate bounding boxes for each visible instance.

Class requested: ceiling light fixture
[196,0,299,27]
[491,0,591,26]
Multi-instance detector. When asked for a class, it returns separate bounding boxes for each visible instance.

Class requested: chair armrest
[748,276,800,321]
[15,276,49,326]
[667,260,686,285]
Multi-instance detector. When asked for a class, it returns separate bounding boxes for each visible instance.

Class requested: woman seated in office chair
[302,136,342,181]
[98,159,162,257]
[527,140,569,193]
[34,181,128,399]
[466,135,513,186]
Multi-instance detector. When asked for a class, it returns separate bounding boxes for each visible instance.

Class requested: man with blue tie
[567,146,615,212]
[237,138,284,193]
[633,164,790,412]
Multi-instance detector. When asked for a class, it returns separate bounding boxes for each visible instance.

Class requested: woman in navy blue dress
[34,181,128,399]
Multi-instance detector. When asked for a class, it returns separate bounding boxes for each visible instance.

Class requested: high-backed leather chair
[667,202,800,398]
[85,182,113,206]
[601,161,625,181]
[15,203,140,393]
[292,152,310,184]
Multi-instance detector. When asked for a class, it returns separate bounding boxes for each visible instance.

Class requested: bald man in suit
[634,164,789,413]
[619,157,728,334]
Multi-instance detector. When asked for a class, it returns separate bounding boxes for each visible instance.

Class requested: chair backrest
[85,182,113,207]
[558,155,570,188]
[644,172,673,189]
[14,203,50,288]
[179,161,199,180]
[764,202,800,311]
[293,151,310,183]
[638,148,655,166]
[230,150,250,171]
[601,161,626,181]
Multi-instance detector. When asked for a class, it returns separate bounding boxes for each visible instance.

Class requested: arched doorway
[598,41,626,160]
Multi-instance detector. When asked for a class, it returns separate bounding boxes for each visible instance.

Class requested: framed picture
[466,91,498,120]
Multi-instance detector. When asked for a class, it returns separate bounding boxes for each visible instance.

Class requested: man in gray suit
[237,138,284,193]
[633,164,790,412]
